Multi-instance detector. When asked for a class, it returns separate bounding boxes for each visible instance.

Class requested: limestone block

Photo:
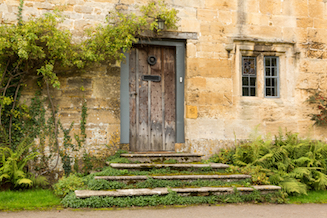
[187,58,232,78]
[292,0,308,17]
[259,105,285,122]
[186,105,198,119]
[87,109,119,124]
[218,11,236,25]
[294,27,308,43]
[282,27,296,42]
[34,2,54,10]
[185,118,225,140]
[181,19,200,32]
[5,0,20,6]
[308,0,324,19]
[74,20,94,31]
[92,77,120,99]
[2,13,17,24]
[243,26,283,39]
[93,0,116,2]
[271,15,296,28]
[297,18,313,28]
[205,78,232,93]
[259,0,282,15]
[173,0,204,8]
[300,59,327,73]
[74,5,93,14]
[197,9,217,21]
[297,120,314,138]
[205,0,237,11]
[198,92,232,106]
[120,0,134,4]
[246,0,259,13]
[196,42,226,53]
[187,77,206,90]
[224,120,263,139]
[177,7,196,19]
[186,42,196,58]
[308,28,327,44]
[198,105,235,120]
[66,77,92,91]
[265,121,298,136]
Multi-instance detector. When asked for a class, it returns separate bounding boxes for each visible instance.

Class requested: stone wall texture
[2,0,327,158]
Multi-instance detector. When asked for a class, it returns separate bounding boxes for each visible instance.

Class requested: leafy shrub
[0,137,39,188]
[87,179,126,190]
[53,174,85,197]
[210,131,327,195]
[61,190,286,208]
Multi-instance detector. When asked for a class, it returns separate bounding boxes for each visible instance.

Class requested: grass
[0,189,62,211]
[288,190,327,204]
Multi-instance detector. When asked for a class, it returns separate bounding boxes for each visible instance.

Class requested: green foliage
[61,190,285,208]
[163,159,178,164]
[0,137,39,188]
[106,150,129,162]
[53,174,85,198]
[0,189,61,211]
[81,151,94,175]
[86,177,251,191]
[27,173,49,188]
[210,131,327,195]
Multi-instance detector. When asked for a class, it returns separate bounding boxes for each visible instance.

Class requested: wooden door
[129,45,176,152]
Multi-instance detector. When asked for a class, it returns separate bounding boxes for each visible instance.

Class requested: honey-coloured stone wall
[2,0,327,159]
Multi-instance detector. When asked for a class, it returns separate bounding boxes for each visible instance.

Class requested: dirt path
[1,204,327,218]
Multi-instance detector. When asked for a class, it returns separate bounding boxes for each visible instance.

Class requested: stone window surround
[227,38,298,101]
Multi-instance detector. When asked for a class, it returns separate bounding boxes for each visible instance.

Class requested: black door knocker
[147,55,157,66]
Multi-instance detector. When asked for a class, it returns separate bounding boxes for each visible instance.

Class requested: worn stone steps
[75,185,281,198]
[108,163,229,170]
[94,174,251,183]
[120,153,203,163]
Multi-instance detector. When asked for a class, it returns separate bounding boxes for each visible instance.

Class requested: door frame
[120,39,185,145]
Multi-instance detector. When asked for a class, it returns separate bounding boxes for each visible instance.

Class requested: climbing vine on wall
[0,1,179,174]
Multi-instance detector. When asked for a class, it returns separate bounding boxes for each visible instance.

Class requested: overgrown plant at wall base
[61,190,286,208]
[208,131,327,195]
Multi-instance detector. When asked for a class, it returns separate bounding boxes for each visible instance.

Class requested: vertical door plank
[164,47,176,151]
[150,46,163,151]
[137,48,149,151]
[129,49,137,151]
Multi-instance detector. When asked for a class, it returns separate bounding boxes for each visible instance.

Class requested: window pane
[272,58,277,66]
[272,68,276,76]
[266,88,271,96]
[272,88,276,96]
[242,77,249,86]
[266,68,270,76]
[266,78,271,86]
[250,88,256,96]
[243,88,249,96]
[265,58,271,66]
[272,78,275,86]
[243,57,256,75]
[250,77,256,86]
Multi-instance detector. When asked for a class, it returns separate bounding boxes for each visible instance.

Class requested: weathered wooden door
[129,45,176,152]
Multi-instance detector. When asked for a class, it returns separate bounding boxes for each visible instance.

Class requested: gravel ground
[1,204,327,218]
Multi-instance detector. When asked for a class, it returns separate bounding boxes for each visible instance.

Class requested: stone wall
[1,0,327,158]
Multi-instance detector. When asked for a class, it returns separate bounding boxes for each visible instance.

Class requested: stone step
[75,185,281,198]
[94,174,251,183]
[108,163,229,171]
[120,153,203,163]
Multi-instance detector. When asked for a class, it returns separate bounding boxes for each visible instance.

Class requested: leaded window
[242,57,256,96]
[264,56,279,97]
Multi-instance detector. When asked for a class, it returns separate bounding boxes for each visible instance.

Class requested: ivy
[307,92,327,126]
